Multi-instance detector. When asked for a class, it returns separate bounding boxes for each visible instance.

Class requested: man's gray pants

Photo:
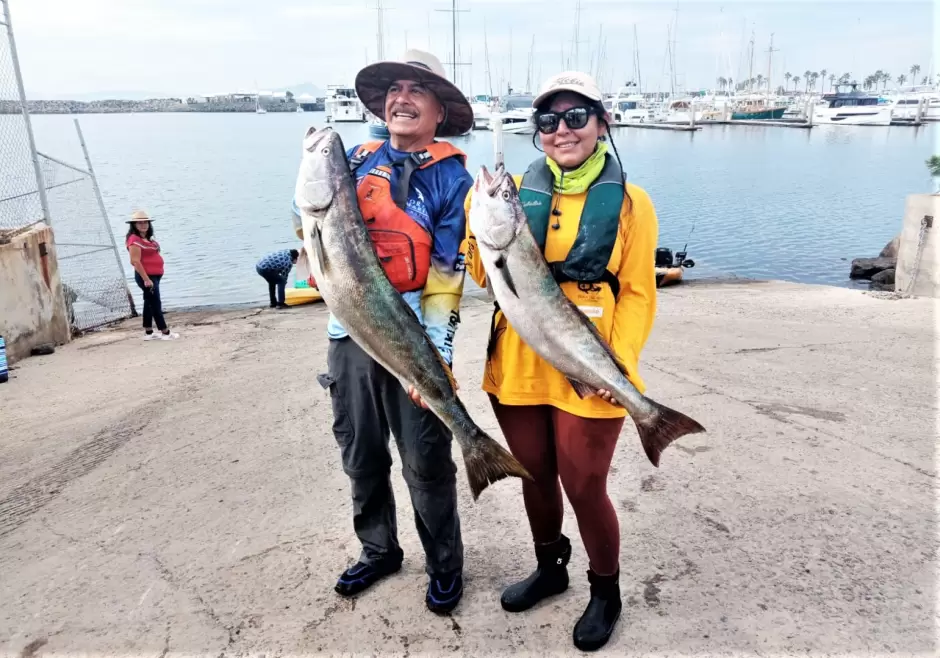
[320,336,463,577]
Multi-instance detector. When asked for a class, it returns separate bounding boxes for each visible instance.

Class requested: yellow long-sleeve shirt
[461,175,659,419]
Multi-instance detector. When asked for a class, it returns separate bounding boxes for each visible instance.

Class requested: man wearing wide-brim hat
[294,49,473,614]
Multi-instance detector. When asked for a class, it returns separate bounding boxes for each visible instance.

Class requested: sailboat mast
[747,31,754,94]
[634,24,642,94]
[375,0,384,60]
[766,33,778,95]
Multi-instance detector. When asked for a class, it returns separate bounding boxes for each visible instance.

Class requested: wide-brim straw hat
[355,49,473,137]
[126,210,153,224]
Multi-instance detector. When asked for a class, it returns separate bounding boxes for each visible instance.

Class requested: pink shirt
[126,235,164,276]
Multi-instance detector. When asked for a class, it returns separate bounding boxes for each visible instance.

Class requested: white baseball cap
[532,71,603,108]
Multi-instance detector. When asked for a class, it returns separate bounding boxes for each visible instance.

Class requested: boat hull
[731,107,786,120]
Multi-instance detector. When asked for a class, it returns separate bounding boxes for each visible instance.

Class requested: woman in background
[126,210,178,340]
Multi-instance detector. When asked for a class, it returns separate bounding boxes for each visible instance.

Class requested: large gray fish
[468,164,705,467]
[294,126,532,499]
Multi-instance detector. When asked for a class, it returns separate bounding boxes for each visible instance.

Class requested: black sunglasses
[535,106,597,134]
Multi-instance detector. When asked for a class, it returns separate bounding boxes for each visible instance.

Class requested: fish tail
[462,429,533,501]
[633,399,706,468]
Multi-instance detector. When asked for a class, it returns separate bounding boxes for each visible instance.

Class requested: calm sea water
[30,112,936,310]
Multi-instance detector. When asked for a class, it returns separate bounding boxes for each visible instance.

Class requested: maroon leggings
[489,396,625,576]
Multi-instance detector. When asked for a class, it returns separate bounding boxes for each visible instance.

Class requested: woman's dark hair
[290,249,299,260]
[531,94,632,211]
[126,221,154,241]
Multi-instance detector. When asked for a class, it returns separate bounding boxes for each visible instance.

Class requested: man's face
[384,79,444,140]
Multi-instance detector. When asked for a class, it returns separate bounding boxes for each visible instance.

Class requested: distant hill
[27,82,327,102]
[274,82,325,98]
[27,89,176,101]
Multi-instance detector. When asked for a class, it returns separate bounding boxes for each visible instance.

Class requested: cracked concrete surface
[0,280,936,656]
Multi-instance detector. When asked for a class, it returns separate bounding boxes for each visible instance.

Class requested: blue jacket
[256,249,294,280]
[292,140,472,365]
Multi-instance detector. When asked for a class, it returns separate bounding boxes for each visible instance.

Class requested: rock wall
[0,224,71,363]
[896,194,940,297]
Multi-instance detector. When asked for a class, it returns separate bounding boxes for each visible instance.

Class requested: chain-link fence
[0,0,46,233]
[38,143,137,330]
[1,0,134,331]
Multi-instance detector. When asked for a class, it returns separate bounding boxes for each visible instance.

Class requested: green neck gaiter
[545,141,608,195]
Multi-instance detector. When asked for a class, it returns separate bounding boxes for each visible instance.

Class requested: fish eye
[501,190,510,201]
[321,147,330,155]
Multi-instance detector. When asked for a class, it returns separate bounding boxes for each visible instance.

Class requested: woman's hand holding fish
[597,389,621,407]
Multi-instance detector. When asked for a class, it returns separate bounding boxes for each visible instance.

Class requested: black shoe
[269,302,277,308]
[572,569,622,652]
[500,534,572,613]
[334,560,401,597]
[276,303,290,309]
[426,570,463,614]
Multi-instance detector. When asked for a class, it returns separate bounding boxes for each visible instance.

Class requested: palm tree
[829,73,836,91]
[882,72,890,91]
[803,69,812,93]
[756,74,764,91]
[897,74,907,88]
[819,68,828,94]
[810,72,819,94]
[793,75,801,91]
[839,73,851,85]
[911,64,921,85]
[785,71,792,90]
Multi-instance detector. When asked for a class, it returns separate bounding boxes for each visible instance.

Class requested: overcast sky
[8,0,936,99]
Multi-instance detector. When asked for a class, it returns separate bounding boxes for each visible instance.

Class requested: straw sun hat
[355,49,473,137]
[126,210,153,224]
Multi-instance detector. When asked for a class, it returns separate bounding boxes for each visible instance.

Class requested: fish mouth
[477,164,507,197]
[302,126,334,153]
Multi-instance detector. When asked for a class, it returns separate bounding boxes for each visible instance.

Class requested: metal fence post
[1,0,50,224]
[74,118,137,316]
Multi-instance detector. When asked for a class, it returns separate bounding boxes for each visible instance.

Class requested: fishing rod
[675,220,695,268]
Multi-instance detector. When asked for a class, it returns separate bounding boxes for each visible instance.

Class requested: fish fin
[633,399,706,468]
[462,429,533,501]
[575,307,630,378]
[566,377,597,400]
[310,223,328,274]
[492,255,518,297]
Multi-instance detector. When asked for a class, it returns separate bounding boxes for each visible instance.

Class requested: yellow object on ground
[655,267,684,287]
[284,287,323,306]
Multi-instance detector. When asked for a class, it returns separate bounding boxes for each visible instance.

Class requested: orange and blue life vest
[348,140,467,293]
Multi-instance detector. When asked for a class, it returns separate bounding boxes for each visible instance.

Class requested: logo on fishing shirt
[405,190,430,224]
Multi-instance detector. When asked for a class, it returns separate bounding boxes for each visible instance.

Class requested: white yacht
[813,84,893,126]
[888,85,940,122]
[470,95,494,130]
[324,85,366,123]
[604,88,651,125]
[490,93,536,134]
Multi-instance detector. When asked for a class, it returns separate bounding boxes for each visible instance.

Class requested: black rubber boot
[572,569,622,652]
[500,534,572,612]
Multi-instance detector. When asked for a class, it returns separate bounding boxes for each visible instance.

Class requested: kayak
[655,267,684,288]
[284,286,324,306]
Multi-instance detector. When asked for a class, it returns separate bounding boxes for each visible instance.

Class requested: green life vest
[518,154,625,298]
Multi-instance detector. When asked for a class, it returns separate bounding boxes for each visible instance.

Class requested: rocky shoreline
[0,98,323,114]
[850,235,899,291]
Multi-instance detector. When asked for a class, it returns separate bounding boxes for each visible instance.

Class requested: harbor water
[30,112,937,310]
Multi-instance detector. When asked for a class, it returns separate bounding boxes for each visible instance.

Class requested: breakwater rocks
[0,99,318,115]
[850,236,899,291]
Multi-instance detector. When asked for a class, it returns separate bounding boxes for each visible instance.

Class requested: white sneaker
[159,332,180,341]
[143,333,160,341]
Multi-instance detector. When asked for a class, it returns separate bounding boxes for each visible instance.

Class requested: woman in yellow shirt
[462,71,658,652]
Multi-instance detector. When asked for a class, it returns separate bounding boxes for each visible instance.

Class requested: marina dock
[710,119,815,129]
[617,122,701,131]
[1,280,933,656]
